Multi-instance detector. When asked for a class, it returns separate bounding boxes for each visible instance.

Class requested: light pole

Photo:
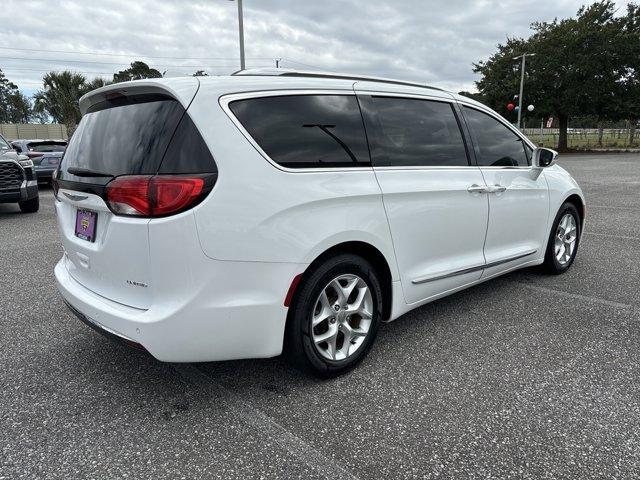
[229,0,245,70]
[513,53,535,130]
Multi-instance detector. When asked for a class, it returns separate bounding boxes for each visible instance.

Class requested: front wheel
[543,202,580,274]
[285,254,383,377]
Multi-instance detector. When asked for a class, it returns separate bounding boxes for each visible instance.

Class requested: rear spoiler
[78,77,201,115]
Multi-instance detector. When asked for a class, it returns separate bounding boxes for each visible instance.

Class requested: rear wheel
[285,254,383,377]
[543,202,580,274]
[19,196,39,213]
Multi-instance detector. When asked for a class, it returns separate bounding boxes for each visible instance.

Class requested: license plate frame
[75,209,98,242]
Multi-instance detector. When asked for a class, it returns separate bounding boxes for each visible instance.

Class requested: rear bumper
[0,180,38,203]
[55,255,306,362]
[34,166,56,181]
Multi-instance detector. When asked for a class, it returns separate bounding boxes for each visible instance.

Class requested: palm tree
[33,72,110,137]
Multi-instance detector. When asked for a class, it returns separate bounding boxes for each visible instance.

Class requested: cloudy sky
[0,0,632,96]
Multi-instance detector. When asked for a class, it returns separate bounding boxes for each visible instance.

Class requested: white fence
[0,124,68,140]
[522,127,637,149]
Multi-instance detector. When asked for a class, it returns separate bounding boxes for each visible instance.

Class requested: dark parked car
[11,139,67,184]
[0,134,39,213]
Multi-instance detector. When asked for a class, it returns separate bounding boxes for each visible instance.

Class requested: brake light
[106,175,209,217]
[26,152,44,159]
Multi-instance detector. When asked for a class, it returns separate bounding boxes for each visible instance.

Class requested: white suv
[54,69,585,376]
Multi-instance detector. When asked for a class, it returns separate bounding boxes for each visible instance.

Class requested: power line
[0,55,255,68]
[0,46,324,70]
[2,66,273,75]
[0,45,273,61]
[280,57,323,70]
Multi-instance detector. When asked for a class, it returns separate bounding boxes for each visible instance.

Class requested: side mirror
[532,147,558,168]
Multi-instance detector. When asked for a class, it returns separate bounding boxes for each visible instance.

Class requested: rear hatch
[54,79,217,309]
[26,141,66,168]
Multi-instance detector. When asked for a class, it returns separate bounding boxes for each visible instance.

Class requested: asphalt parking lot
[1,152,640,479]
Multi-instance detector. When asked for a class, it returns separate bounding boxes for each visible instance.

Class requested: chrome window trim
[373,165,478,171]
[411,249,538,284]
[354,89,456,103]
[219,89,373,174]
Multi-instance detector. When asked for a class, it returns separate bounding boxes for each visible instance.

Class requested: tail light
[26,152,44,159]
[106,175,214,217]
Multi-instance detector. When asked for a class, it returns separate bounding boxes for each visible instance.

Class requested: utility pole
[229,0,245,70]
[513,53,535,130]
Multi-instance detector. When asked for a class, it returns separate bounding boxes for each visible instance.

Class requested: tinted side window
[229,95,370,169]
[359,96,468,167]
[463,107,529,167]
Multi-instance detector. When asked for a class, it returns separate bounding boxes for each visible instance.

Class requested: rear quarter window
[229,94,370,169]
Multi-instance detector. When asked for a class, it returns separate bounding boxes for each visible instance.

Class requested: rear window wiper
[67,167,115,178]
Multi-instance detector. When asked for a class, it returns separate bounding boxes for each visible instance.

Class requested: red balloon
[507,103,515,111]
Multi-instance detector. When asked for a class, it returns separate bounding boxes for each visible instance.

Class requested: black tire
[284,253,383,377]
[18,196,39,213]
[542,202,580,274]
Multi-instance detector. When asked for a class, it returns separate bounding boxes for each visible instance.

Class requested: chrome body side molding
[412,250,538,285]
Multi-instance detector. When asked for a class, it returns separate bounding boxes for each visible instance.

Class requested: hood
[0,149,28,162]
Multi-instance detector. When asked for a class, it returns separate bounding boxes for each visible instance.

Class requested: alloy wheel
[554,213,577,265]
[310,274,373,361]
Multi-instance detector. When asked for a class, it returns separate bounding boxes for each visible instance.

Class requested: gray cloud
[0,0,632,95]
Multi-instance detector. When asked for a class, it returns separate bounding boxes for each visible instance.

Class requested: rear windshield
[60,93,215,184]
[28,142,67,153]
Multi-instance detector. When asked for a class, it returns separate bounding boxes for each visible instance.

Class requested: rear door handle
[467,184,489,194]
[487,185,507,193]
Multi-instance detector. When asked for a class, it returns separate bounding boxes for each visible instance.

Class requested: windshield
[0,135,10,150]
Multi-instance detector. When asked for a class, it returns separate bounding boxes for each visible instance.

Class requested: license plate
[75,209,97,242]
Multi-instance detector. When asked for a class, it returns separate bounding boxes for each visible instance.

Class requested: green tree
[33,71,103,137]
[620,4,640,145]
[458,91,486,103]
[473,1,631,151]
[0,69,33,123]
[113,61,162,83]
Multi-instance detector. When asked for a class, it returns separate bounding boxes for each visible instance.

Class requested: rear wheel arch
[291,241,393,322]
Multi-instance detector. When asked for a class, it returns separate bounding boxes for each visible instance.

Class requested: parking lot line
[585,205,640,211]
[516,282,633,310]
[583,231,640,241]
[172,364,359,480]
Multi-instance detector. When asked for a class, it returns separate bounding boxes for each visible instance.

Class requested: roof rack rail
[232,68,443,92]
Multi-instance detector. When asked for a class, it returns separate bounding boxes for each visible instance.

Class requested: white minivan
[54,69,585,376]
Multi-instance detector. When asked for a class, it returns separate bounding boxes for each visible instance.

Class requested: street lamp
[513,53,536,130]
[228,0,245,70]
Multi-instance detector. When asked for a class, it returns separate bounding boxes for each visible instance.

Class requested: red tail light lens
[27,152,44,159]
[106,175,208,217]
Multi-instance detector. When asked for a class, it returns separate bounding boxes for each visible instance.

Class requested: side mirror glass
[532,147,558,168]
